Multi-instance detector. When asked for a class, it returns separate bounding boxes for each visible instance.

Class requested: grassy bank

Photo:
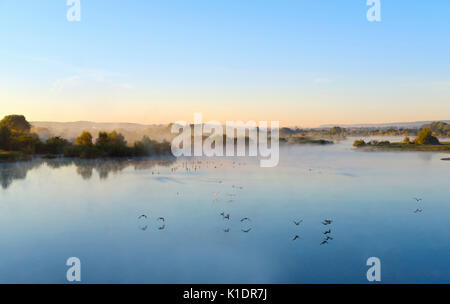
[354,141,450,152]
[282,136,333,145]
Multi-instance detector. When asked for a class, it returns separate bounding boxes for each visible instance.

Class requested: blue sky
[1,0,449,126]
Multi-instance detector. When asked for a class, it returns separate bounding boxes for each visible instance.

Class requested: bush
[414,127,440,145]
[353,139,366,147]
[44,136,71,154]
[0,125,12,150]
[376,141,390,146]
[75,131,93,146]
[95,131,130,157]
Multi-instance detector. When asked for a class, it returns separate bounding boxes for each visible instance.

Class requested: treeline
[280,126,419,138]
[426,121,450,137]
[0,115,171,159]
[281,121,450,138]
[354,127,441,147]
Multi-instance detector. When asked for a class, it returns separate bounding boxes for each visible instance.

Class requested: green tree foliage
[75,131,93,146]
[0,115,172,160]
[414,127,440,145]
[0,115,41,154]
[10,134,41,154]
[353,139,366,147]
[95,131,128,157]
[0,115,31,133]
[329,126,346,136]
[134,136,171,156]
[427,121,450,137]
[44,136,71,154]
[0,125,12,150]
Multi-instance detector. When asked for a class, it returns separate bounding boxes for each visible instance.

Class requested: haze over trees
[353,126,445,149]
[0,115,172,161]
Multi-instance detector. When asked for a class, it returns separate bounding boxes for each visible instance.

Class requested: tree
[330,126,345,136]
[403,137,411,144]
[95,131,128,156]
[0,125,12,150]
[95,132,109,148]
[0,115,31,133]
[10,134,41,154]
[414,127,440,145]
[45,136,70,154]
[75,131,93,146]
[353,139,366,147]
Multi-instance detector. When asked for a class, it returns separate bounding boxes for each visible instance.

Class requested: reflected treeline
[0,157,176,189]
[0,160,44,189]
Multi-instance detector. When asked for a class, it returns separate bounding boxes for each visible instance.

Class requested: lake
[0,137,449,283]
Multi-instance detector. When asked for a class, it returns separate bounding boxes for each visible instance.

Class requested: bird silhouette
[138,214,147,219]
[322,219,333,225]
[320,240,328,245]
[240,217,251,222]
[158,225,165,230]
[413,197,423,202]
[414,208,423,213]
[158,217,165,222]
[293,235,300,241]
[293,220,303,226]
[223,214,230,220]
[323,229,331,234]
[139,225,148,231]
[325,236,333,241]
[223,228,230,232]
[220,212,225,217]
[241,228,251,233]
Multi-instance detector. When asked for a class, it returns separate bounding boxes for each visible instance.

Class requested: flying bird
[158,225,165,230]
[223,228,230,233]
[138,214,147,219]
[223,214,230,220]
[320,240,329,245]
[323,229,331,234]
[293,220,303,226]
[322,220,333,225]
[414,208,423,213]
[139,225,148,231]
[325,236,333,241]
[240,217,251,222]
[158,217,165,222]
[292,235,300,241]
[241,228,252,233]
[413,197,423,202]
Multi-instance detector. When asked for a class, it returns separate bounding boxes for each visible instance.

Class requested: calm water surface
[0,138,449,283]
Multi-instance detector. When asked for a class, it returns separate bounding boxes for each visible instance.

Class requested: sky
[1,0,450,127]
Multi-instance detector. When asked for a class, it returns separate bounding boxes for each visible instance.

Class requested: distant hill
[30,119,450,143]
[31,121,172,143]
[319,120,450,129]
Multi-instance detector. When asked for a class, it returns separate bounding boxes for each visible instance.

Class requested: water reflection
[0,161,43,189]
[1,139,450,283]
[0,157,176,189]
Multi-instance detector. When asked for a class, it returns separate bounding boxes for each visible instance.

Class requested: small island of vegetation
[353,127,450,152]
[280,136,333,145]
[0,115,172,162]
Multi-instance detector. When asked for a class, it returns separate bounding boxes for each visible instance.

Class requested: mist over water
[0,138,449,283]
